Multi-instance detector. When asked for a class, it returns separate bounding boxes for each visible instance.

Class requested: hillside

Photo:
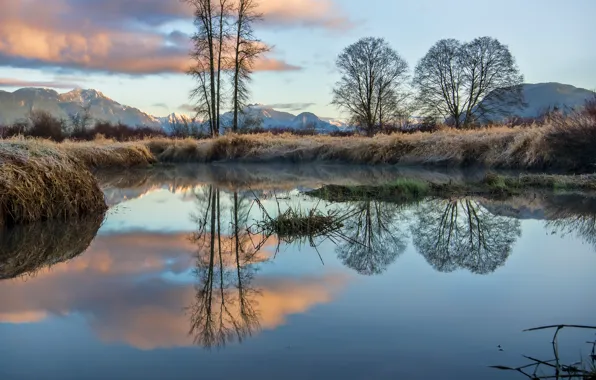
[0,88,160,127]
[479,82,595,121]
[219,105,340,133]
[0,89,342,133]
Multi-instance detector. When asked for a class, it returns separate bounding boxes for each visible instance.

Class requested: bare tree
[413,37,524,128]
[230,0,268,132]
[68,104,93,135]
[187,0,231,137]
[189,60,213,129]
[332,37,409,136]
[186,0,268,136]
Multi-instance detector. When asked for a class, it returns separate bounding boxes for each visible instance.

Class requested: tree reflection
[411,198,521,274]
[545,195,596,250]
[335,200,407,275]
[187,186,263,348]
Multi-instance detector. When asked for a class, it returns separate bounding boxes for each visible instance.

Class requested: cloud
[0,0,301,75]
[0,78,80,89]
[178,104,196,112]
[0,0,351,75]
[262,102,316,111]
[0,231,348,350]
[152,103,168,109]
[259,0,354,30]
[60,0,353,30]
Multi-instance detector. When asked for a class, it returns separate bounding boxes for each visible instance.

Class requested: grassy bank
[3,112,595,171]
[0,140,108,227]
[1,113,595,226]
[306,173,596,203]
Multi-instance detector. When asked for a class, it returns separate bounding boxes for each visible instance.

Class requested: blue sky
[0,0,594,119]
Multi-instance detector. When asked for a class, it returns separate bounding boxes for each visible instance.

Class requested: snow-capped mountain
[219,105,340,133]
[479,82,595,121]
[0,88,342,133]
[3,83,590,133]
[0,88,161,127]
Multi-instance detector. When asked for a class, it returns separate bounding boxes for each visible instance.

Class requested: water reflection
[412,198,522,274]
[0,214,104,280]
[544,194,596,251]
[188,186,262,348]
[2,166,596,356]
[336,199,407,275]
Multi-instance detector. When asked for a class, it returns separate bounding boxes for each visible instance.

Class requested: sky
[0,0,594,119]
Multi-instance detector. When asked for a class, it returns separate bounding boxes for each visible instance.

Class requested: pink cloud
[0,231,349,349]
[0,0,304,75]
[259,0,354,30]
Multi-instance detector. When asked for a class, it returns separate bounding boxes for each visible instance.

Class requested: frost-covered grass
[143,114,595,171]
[2,112,596,172]
[0,139,107,227]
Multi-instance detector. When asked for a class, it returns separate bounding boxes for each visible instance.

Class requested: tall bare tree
[187,0,231,137]
[332,37,409,136]
[230,0,268,132]
[186,0,268,135]
[413,37,524,128]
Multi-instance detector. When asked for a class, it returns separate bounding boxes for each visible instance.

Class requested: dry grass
[259,207,345,241]
[58,137,156,168]
[0,139,108,227]
[0,213,104,279]
[1,112,595,181]
[90,117,596,171]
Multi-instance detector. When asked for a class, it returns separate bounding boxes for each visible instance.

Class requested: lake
[1,164,595,380]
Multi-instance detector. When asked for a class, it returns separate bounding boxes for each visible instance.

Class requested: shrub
[70,121,167,141]
[543,97,596,171]
[27,110,67,142]
[0,122,28,138]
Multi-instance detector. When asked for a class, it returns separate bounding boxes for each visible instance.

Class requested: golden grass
[58,137,156,168]
[0,139,108,227]
[1,113,595,185]
[80,117,596,171]
[140,127,543,167]
[0,213,104,279]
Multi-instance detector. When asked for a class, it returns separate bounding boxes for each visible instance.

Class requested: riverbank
[0,141,107,228]
[306,173,596,204]
[1,113,595,171]
[1,118,595,226]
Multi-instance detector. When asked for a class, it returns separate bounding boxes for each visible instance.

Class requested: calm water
[1,164,595,380]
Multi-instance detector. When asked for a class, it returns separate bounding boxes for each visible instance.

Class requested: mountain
[219,105,340,133]
[0,88,161,127]
[479,82,595,121]
[0,88,342,133]
[291,112,339,133]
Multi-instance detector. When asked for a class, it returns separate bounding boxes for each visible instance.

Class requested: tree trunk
[232,10,243,133]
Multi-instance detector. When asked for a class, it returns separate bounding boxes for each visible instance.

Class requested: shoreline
[1,129,596,226]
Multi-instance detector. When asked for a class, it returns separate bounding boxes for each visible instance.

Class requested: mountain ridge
[0,82,593,131]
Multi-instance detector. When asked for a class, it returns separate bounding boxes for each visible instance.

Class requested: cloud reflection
[0,230,347,350]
